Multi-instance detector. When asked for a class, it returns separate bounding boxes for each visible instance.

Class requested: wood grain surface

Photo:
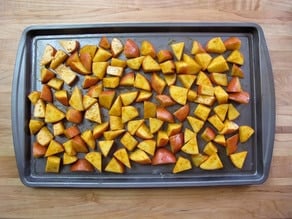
[0,0,291,218]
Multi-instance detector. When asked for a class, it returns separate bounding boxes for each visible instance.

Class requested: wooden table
[1,0,291,218]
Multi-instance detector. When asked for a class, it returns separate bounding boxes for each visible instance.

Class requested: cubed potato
[129,149,151,164]
[45,156,61,173]
[114,148,131,168]
[137,139,156,156]
[200,153,223,170]
[149,118,164,134]
[206,37,226,54]
[239,125,255,143]
[194,104,211,121]
[105,157,125,173]
[141,40,156,58]
[151,73,166,94]
[172,156,192,173]
[120,132,138,151]
[181,137,199,155]
[171,42,184,60]
[169,85,188,105]
[45,140,64,157]
[45,103,65,123]
[71,159,94,172]
[208,114,225,132]
[85,152,102,172]
[230,151,248,169]
[98,140,114,157]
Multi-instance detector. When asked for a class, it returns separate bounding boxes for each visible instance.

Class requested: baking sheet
[12,23,275,187]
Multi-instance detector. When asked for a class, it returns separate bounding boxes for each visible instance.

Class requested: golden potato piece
[239,125,255,143]
[194,104,211,121]
[81,129,96,150]
[149,118,164,134]
[85,102,102,123]
[207,55,229,73]
[103,129,125,140]
[137,139,156,156]
[208,114,225,132]
[111,38,123,57]
[187,116,204,133]
[135,123,153,140]
[121,106,139,123]
[141,40,156,58]
[200,153,223,170]
[134,73,151,91]
[171,42,184,60]
[29,119,45,135]
[181,137,199,155]
[191,153,208,167]
[93,47,112,62]
[194,53,212,70]
[127,119,144,135]
[109,116,124,131]
[40,44,56,66]
[92,62,108,79]
[126,56,145,70]
[120,132,138,151]
[44,103,65,123]
[45,139,64,157]
[69,86,84,111]
[99,90,116,109]
[49,50,68,69]
[63,153,78,165]
[191,40,205,55]
[45,156,61,173]
[203,142,218,156]
[129,149,151,164]
[143,101,157,119]
[55,64,77,86]
[109,96,122,116]
[99,140,114,157]
[28,91,41,105]
[213,104,228,121]
[206,37,226,54]
[226,50,244,65]
[177,74,196,89]
[85,152,102,172]
[173,156,192,173]
[142,55,161,72]
[230,151,248,169]
[169,85,188,105]
[120,91,138,106]
[105,157,125,173]
[113,148,131,168]
[92,122,109,139]
[59,40,79,53]
[182,54,201,74]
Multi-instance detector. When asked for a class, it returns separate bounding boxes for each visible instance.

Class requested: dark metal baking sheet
[12,23,275,188]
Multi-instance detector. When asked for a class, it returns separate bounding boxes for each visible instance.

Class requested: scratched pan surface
[12,23,275,187]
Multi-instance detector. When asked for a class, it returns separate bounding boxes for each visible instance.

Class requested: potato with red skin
[227,77,242,93]
[152,148,176,165]
[224,37,241,50]
[229,91,250,104]
[226,134,239,155]
[173,104,190,122]
[33,142,47,158]
[66,108,83,124]
[70,159,94,172]
[169,133,184,153]
[156,107,174,123]
[155,95,176,107]
[124,39,140,58]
